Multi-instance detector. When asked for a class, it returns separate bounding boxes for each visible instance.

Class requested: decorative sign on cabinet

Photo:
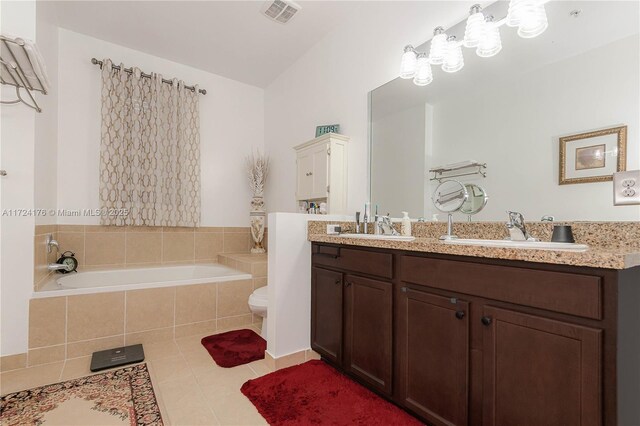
[294,133,349,215]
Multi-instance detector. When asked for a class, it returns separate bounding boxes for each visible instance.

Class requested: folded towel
[1,34,50,92]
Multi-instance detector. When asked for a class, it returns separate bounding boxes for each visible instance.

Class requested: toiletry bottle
[363,202,370,233]
[401,212,412,236]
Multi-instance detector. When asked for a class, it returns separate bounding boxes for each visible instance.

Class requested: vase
[250,196,266,253]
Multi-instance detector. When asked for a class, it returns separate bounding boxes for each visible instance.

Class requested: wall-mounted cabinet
[294,133,348,214]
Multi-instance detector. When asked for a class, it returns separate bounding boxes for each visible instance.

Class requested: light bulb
[507,0,548,38]
[442,36,464,73]
[428,27,448,65]
[476,16,502,58]
[413,53,433,86]
[400,45,418,79]
[463,4,486,48]
[517,2,548,38]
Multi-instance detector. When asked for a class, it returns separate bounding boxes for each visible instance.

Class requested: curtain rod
[90,58,207,95]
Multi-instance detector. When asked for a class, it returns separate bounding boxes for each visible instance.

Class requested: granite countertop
[308,234,640,270]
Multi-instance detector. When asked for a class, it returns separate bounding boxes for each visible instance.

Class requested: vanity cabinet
[310,242,640,426]
[293,133,348,214]
[396,286,470,425]
[481,306,602,426]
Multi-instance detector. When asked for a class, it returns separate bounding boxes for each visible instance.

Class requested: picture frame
[559,125,627,185]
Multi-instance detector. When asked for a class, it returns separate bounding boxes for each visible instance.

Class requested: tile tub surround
[35,225,266,289]
[308,221,640,269]
[17,253,269,369]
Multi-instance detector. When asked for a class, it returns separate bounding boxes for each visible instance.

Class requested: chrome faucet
[46,234,59,253]
[48,263,73,272]
[506,211,535,241]
[377,215,399,236]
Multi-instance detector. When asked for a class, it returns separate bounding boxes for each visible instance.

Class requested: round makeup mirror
[432,180,468,213]
[432,180,468,240]
[460,184,489,221]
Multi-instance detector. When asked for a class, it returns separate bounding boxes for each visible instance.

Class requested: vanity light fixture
[428,27,448,65]
[400,45,418,79]
[506,0,548,38]
[413,53,433,86]
[463,4,486,48]
[442,36,464,73]
[476,15,502,58]
[400,0,548,86]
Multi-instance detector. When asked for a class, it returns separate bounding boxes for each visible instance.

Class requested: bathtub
[34,263,252,298]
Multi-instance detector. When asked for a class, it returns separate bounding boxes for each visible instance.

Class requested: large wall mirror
[370,1,639,221]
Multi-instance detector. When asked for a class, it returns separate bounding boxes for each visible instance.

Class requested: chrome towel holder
[0,35,47,113]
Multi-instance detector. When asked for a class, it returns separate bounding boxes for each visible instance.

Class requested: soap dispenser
[401,212,412,236]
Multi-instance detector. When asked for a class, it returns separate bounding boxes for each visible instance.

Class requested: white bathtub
[34,264,252,298]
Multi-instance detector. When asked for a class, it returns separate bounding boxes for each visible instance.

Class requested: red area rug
[201,329,266,368]
[241,360,423,425]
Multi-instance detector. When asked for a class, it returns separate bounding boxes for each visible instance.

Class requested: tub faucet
[46,234,59,253]
[506,211,534,241]
[48,263,73,272]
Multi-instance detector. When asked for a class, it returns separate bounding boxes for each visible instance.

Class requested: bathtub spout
[48,263,73,272]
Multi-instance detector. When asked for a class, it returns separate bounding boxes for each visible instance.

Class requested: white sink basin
[337,233,416,242]
[444,239,588,251]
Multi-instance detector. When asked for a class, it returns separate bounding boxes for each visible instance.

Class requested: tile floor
[0,324,272,425]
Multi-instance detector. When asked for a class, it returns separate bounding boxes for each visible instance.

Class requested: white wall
[429,35,640,222]
[56,29,265,226]
[0,0,36,356]
[264,1,476,215]
[34,1,58,224]
[266,212,350,358]
[371,103,425,218]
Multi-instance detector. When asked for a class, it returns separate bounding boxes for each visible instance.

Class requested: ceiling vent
[261,0,302,24]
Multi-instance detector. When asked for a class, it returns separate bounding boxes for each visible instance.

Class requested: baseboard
[264,348,321,371]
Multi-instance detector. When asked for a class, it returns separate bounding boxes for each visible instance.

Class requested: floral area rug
[0,363,162,426]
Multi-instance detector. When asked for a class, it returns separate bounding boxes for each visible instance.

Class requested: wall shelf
[0,35,48,113]
[429,161,487,181]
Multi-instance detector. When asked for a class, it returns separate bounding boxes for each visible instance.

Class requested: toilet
[248,286,268,339]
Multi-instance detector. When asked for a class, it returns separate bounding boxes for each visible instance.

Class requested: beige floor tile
[0,362,64,395]
[196,364,256,390]
[157,375,220,425]
[60,356,93,380]
[147,355,192,384]
[246,360,273,377]
[142,340,181,361]
[175,334,208,353]
[204,391,267,426]
[181,348,218,373]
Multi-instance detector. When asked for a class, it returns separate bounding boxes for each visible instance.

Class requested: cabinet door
[482,306,602,426]
[397,286,469,426]
[311,267,343,365]
[310,144,328,199]
[296,150,313,200]
[344,274,393,395]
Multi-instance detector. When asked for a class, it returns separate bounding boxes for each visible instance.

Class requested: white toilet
[248,286,268,339]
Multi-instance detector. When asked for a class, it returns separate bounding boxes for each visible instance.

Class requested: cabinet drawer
[401,256,602,320]
[313,245,393,279]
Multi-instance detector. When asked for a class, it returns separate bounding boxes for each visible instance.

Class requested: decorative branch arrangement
[246,150,270,253]
[246,151,270,197]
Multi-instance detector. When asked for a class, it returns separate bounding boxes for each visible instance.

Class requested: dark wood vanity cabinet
[481,306,602,426]
[396,286,470,425]
[311,261,393,395]
[311,242,640,426]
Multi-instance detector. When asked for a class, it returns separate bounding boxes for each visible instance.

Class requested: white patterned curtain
[99,59,201,227]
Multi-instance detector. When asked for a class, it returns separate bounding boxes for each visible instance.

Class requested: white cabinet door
[296,150,313,200]
[311,145,328,199]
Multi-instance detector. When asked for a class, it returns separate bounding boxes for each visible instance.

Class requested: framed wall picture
[559,125,627,185]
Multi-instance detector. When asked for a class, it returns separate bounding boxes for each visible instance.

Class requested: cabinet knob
[345,281,352,287]
[309,172,313,176]
[455,310,465,320]
[481,316,492,326]
[334,280,341,285]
